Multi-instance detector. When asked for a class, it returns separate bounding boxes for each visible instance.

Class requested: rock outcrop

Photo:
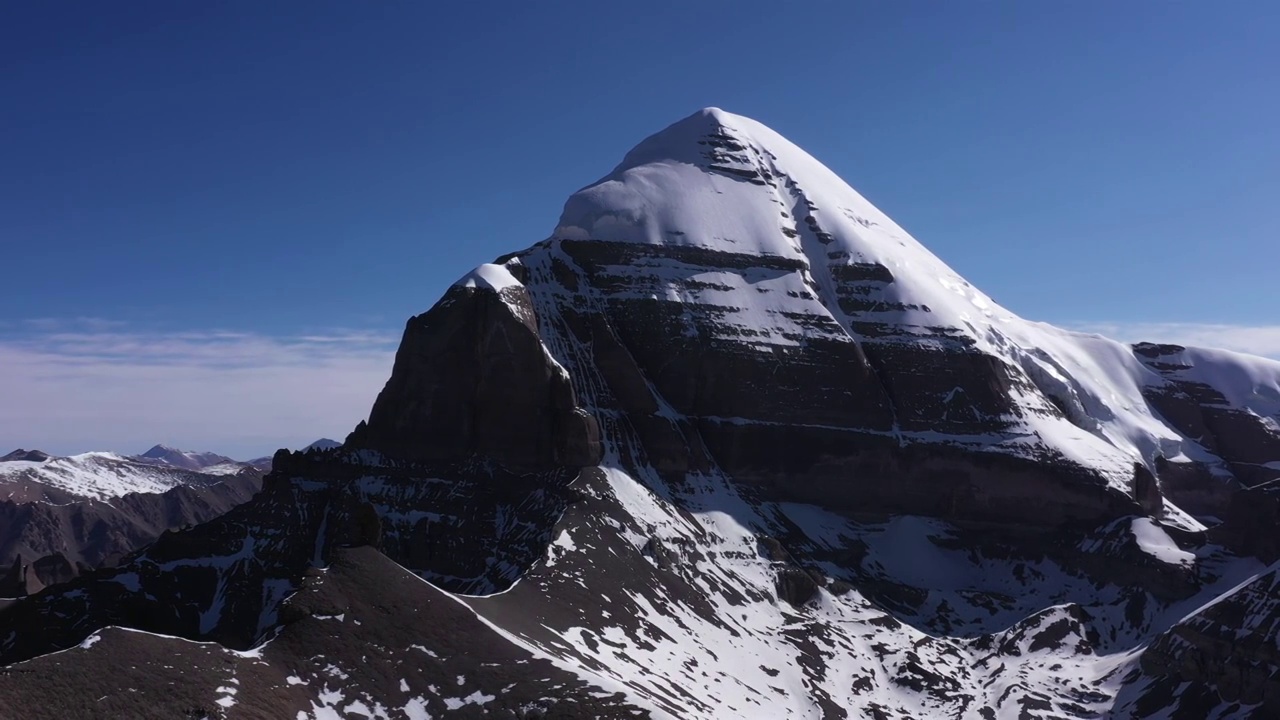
[1137,562,1280,717]
[355,276,601,469]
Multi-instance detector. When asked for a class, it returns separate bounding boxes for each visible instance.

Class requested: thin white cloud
[11,317,1273,459]
[1067,322,1280,360]
[0,322,399,459]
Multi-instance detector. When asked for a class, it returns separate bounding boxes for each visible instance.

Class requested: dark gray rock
[1139,564,1280,715]
[358,284,601,470]
[0,450,49,463]
[1132,461,1164,515]
[1210,480,1280,562]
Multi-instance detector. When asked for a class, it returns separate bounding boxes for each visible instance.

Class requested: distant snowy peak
[134,444,236,471]
[1,439,344,479]
[0,449,50,463]
[0,451,260,502]
[247,438,342,471]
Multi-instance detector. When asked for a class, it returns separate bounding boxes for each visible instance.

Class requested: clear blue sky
[2,2,1277,456]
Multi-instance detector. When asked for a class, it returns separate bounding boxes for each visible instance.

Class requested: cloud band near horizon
[1,320,399,459]
[3,318,1276,460]
[1068,322,1280,360]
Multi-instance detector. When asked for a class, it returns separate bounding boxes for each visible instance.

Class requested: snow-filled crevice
[1015,347,1107,436]
[755,144,908,446]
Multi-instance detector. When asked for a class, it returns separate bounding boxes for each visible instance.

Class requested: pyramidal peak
[453,108,1280,512]
[3,108,1280,720]
[607,106,756,170]
[552,107,1010,331]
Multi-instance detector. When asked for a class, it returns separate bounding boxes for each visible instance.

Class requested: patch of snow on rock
[456,263,521,292]
[1131,517,1195,565]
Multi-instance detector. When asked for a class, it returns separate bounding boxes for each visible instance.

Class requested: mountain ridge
[1,108,1278,718]
[0,438,346,479]
[0,448,267,598]
[135,445,237,472]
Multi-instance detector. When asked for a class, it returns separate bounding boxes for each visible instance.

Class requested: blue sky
[2,2,1277,457]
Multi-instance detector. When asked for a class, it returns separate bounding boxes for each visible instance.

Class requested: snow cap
[455,263,522,292]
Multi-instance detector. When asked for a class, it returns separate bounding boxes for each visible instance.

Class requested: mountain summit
[2,109,1279,718]
[378,106,1275,528]
[135,444,236,471]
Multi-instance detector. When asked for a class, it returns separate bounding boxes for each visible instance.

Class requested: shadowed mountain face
[2,109,1280,718]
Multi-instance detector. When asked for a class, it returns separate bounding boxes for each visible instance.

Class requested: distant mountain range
[1,438,342,482]
[131,439,342,473]
[246,438,341,470]
[0,439,340,597]
[132,444,238,472]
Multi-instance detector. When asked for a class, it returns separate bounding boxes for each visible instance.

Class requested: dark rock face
[773,565,823,607]
[28,553,77,589]
[1132,461,1164,515]
[1210,480,1280,562]
[270,448,576,595]
[1152,453,1235,521]
[359,283,601,469]
[1138,564,1280,717]
[491,238,1141,530]
[0,557,41,598]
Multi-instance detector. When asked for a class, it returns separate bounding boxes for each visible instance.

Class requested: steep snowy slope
[1,109,1278,719]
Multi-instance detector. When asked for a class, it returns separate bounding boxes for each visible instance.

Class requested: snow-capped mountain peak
[547,107,1280,513]
[245,438,343,470]
[135,444,236,471]
[2,109,1278,719]
[0,449,50,463]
